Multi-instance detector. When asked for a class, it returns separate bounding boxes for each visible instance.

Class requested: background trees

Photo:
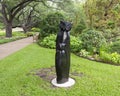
[0,0,37,37]
[0,0,71,37]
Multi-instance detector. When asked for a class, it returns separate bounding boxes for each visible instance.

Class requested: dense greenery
[80,29,106,54]
[0,0,71,37]
[0,44,120,96]
[100,51,120,65]
[38,34,82,53]
[109,41,120,54]
[39,34,56,49]
[39,12,65,38]
[38,29,119,64]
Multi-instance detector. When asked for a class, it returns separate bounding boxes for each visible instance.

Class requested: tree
[14,3,40,33]
[0,0,73,37]
[84,0,120,29]
[0,0,38,37]
[40,12,65,37]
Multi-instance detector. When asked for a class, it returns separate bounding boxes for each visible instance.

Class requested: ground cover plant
[0,44,120,96]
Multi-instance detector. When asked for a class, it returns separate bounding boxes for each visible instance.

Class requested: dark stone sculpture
[55,21,72,84]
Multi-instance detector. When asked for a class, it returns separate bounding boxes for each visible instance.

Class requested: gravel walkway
[0,37,33,60]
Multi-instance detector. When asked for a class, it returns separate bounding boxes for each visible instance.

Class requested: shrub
[100,51,120,65]
[101,29,112,40]
[73,20,86,35]
[109,41,120,54]
[70,36,82,52]
[38,34,82,52]
[39,12,65,38]
[38,34,56,49]
[79,49,90,58]
[80,29,106,54]
[107,20,115,29]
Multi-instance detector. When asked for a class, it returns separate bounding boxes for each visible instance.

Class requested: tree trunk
[5,22,12,37]
[22,24,32,33]
[22,25,27,33]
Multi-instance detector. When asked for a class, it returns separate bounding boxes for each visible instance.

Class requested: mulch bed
[34,67,84,82]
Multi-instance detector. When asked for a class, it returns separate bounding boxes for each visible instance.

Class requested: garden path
[0,37,33,60]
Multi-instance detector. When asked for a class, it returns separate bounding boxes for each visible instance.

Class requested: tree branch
[104,0,117,16]
[12,1,33,18]
[11,0,34,14]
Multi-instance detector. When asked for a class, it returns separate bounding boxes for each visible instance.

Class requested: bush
[38,34,56,49]
[39,12,65,38]
[100,51,120,65]
[109,41,120,54]
[73,20,86,35]
[101,29,112,40]
[70,36,82,52]
[38,34,82,52]
[80,29,106,54]
[79,49,90,58]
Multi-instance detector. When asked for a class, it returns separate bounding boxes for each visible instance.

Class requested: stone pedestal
[51,78,75,87]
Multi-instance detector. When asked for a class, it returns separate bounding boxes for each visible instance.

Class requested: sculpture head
[59,21,72,32]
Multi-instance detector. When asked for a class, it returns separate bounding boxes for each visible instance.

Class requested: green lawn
[0,31,27,44]
[0,44,120,96]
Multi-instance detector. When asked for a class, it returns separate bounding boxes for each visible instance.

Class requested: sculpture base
[51,78,75,87]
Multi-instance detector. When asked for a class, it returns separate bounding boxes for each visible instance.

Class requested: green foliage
[38,34,82,52]
[84,0,120,31]
[38,34,56,49]
[109,41,120,54]
[101,29,113,40]
[80,29,106,54]
[70,36,82,52]
[39,12,65,37]
[107,20,115,28]
[31,27,40,32]
[73,20,86,35]
[100,51,120,65]
[79,49,90,57]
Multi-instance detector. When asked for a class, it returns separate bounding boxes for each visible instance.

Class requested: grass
[0,44,120,96]
[0,31,27,44]
[0,23,4,29]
